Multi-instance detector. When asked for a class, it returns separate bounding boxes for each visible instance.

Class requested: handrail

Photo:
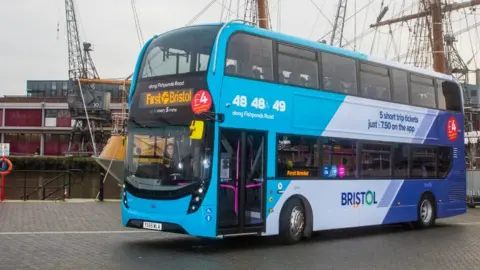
[20,169,83,200]
[44,170,85,200]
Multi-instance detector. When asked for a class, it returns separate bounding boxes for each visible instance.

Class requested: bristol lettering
[341,191,378,206]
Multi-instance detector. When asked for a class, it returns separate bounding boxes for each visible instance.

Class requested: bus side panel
[264,179,407,235]
[321,95,439,144]
[421,109,466,218]
[264,177,464,236]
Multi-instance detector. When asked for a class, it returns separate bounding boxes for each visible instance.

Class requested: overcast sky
[2,0,480,96]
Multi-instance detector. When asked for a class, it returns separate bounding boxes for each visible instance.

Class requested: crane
[63,0,131,156]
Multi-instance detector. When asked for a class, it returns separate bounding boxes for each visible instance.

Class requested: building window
[277,44,318,88]
[360,63,391,101]
[225,33,273,81]
[321,53,357,95]
[276,134,319,178]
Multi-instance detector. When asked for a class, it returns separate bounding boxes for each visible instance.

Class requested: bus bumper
[121,190,217,238]
[436,200,467,218]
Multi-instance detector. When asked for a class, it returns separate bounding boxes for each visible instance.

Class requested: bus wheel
[279,198,305,245]
[413,193,436,229]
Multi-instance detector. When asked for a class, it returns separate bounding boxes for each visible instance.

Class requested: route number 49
[273,100,286,112]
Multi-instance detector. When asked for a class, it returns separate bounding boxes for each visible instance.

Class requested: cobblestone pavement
[1,201,480,270]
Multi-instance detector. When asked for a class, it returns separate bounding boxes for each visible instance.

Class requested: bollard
[99,173,104,202]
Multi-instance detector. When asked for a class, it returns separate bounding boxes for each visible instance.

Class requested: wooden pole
[370,0,480,28]
[257,0,269,29]
[431,0,446,73]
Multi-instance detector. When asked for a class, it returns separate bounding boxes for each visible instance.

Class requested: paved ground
[1,202,480,270]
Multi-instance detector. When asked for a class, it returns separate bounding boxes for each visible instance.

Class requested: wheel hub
[420,199,433,223]
[290,206,304,237]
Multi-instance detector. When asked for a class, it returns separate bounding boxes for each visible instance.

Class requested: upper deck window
[140,25,221,79]
[391,69,409,103]
[321,53,357,95]
[436,79,462,112]
[360,63,391,101]
[277,44,318,88]
[225,33,273,81]
[410,75,436,108]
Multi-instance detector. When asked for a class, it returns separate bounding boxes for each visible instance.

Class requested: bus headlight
[122,186,129,209]
[187,181,209,214]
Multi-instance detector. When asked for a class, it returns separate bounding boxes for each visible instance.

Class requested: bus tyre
[279,198,305,245]
[413,193,436,229]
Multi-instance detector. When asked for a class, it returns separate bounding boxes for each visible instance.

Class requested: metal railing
[22,169,83,200]
[0,169,84,201]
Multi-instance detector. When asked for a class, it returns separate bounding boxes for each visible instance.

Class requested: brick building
[0,80,125,156]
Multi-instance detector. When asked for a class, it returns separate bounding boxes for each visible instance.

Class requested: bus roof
[212,22,456,83]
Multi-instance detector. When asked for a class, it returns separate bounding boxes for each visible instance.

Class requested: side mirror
[189,120,204,140]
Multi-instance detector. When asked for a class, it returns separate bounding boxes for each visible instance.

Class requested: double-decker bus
[122,21,466,244]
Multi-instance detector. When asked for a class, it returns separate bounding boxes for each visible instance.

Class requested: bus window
[140,25,220,78]
[411,146,437,178]
[438,146,452,178]
[321,53,357,95]
[322,138,357,178]
[277,44,318,88]
[360,63,391,101]
[410,75,436,108]
[360,143,392,178]
[393,144,409,178]
[436,80,462,112]
[225,33,273,81]
[276,134,319,178]
[391,69,409,103]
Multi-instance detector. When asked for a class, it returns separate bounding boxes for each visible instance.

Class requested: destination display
[129,76,214,125]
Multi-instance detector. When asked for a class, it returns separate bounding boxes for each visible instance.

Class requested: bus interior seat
[289,72,302,86]
[252,68,262,79]
[225,64,237,74]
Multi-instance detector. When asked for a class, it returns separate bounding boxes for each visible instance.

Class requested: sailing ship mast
[257,0,269,29]
[370,0,480,74]
[370,0,480,167]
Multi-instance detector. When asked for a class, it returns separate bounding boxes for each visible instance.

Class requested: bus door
[217,129,267,234]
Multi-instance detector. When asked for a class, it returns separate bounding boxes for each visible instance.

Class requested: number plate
[142,221,163,231]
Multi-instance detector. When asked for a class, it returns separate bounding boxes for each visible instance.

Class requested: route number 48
[232,95,247,107]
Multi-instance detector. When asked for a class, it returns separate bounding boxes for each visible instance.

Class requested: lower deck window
[276,133,453,180]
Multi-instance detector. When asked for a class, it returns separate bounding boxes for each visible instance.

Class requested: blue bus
[122,21,466,244]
